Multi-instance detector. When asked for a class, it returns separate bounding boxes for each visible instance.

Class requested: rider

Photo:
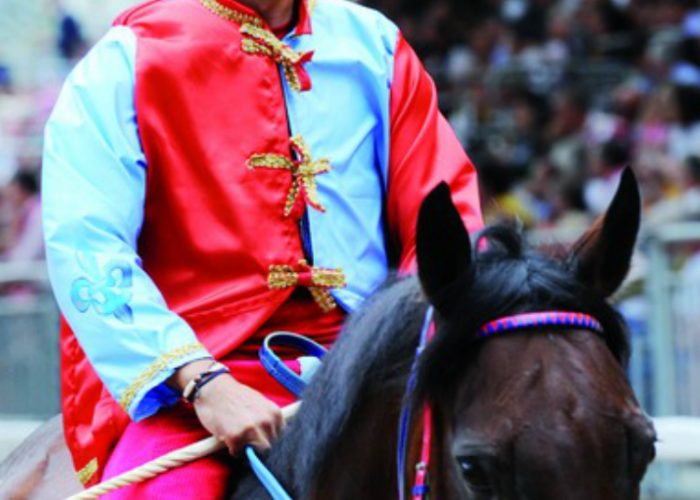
[42,0,483,496]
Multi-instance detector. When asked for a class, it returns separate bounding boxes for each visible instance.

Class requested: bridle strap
[412,401,433,499]
[397,307,434,500]
[397,309,604,500]
[259,331,328,397]
[479,311,603,338]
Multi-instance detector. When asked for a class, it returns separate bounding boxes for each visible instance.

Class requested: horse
[234,168,656,499]
[0,168,655,499]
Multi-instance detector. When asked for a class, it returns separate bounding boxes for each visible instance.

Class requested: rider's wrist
[182,362,231,403]
[168,358,216,392]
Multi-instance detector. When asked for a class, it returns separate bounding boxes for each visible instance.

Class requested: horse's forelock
[474,224,526,260]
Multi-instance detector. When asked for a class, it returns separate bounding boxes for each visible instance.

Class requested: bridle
[250,310,605,500]
[396,308,604,500]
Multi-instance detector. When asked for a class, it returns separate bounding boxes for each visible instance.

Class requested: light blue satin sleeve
[42,26,212,421]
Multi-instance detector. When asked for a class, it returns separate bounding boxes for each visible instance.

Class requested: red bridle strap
[411,321,436,500]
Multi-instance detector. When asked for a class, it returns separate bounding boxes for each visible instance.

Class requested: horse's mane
[246,224,630,497]
[259,275,427,497]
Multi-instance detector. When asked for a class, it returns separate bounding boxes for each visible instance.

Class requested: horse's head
[414,168,656,499]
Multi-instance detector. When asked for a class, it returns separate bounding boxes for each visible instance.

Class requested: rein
[248,333,327,499]
[67,334,323,500]
[397,309,604,500]
[397,307,435,500]
[68,311,605,500]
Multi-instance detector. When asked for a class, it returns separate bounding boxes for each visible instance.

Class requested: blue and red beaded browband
[478,311,604,338]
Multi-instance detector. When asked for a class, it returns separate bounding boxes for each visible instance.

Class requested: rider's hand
[170,360,284,455]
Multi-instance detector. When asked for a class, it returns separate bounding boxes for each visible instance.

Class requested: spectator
[584,139,629,215]
[57,13,86,61]
[669,68,700,161]
[0,64,19,187]
[546,89,589,180]
[5,0,700,252]
[1,171,43,262]
[0,64,10,94]
[647,155,700,225]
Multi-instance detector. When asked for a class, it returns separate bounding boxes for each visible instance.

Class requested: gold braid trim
[247,153,294,171]
[247,136,331,217]
[247,153,300,216]
[241,24,304,62]
[292,135,312,159]
[282,65,303,93]
[202,2,314,91]
[285,183,301,215]
[268,260,346,312]
[200,0,263,26]
[291,135,331,214]
[309,288,337,313]
[310,266,347,312]
[268,264,298,289]
[240,23,311,92]
[77,458,99,485]
[242,38,274,58]
[200,0,316,26]
[118,343,206,412]
[311,267,347,288]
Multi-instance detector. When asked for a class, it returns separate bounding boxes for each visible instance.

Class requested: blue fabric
[283,0,400,311]
[260,332,328,397]
[43,26,212,421]
[412,484,430,497]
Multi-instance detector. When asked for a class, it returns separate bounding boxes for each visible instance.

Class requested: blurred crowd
[0,8,86,275]
[360,0,700,415]
[2,0,700,278]
[367,0,700,242]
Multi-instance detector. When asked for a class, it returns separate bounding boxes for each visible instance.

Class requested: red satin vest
[61,0,347,486]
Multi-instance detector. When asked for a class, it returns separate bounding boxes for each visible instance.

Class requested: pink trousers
[102,291,344,498]
[102,360,299,499]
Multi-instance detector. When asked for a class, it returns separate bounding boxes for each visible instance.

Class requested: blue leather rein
[245,332,328,499]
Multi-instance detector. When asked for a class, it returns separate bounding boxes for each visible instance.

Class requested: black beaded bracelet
[183,364,230,403]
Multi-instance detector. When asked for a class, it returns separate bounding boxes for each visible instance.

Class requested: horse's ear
[417,182,472,311]
[571,167,641,297]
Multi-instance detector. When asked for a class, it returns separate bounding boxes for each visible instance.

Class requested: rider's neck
[238,0,295,29]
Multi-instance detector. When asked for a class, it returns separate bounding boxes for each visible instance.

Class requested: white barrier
[653,417,700,462]
[645,223,700,417]
[0,420,43,462]
[0,261,49,284]
[0,261,61,418]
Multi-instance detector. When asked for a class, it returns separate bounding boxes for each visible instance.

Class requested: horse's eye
[456,456,492,492]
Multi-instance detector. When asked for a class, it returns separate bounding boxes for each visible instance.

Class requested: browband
[479,311,603,338]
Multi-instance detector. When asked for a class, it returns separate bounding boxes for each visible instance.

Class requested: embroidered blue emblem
[70,252,134,324]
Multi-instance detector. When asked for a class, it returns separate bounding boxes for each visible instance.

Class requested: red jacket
[53,0,482,485]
